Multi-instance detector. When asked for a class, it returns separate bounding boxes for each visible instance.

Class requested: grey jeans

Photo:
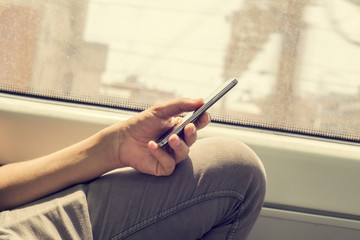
[0,137,266,240]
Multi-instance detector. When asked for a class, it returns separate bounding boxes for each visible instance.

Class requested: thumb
[151,98,204,119]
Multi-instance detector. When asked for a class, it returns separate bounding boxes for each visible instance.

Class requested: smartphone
[157,78,238,148]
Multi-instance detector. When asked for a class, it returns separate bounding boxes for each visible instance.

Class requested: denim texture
[0,137,266,240]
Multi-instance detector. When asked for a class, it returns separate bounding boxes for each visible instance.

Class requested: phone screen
[157,78,238,148]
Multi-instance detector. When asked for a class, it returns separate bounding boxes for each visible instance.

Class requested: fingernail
[192,98,203,103]
[148,141,157,150]
[174,138,181,146]
[171,136,181,147]
[191,125,196,134]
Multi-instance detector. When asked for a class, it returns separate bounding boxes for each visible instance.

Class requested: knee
[191,137,266,200]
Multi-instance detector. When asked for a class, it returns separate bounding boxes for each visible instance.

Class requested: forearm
[0,129,117,211]
[0,98,209,211]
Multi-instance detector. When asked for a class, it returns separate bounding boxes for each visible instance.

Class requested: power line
[102,68,223,90]
[90,0,237,16]
[298,61,360,76]
[130,0,232,74]
[108,47,223,68]
[102,65,359,92]
[103,46,360,87]
[85,34,227,53]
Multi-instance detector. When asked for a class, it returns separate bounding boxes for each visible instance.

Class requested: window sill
[1,93,360,231]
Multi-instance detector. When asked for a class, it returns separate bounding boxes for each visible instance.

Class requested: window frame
[1,93,359,216]
[1,93,360,239]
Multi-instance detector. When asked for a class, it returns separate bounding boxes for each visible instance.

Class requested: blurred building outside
[0,0,107,97]
[0,0,359,140]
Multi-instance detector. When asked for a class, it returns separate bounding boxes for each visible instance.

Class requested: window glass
[0,0,359,142]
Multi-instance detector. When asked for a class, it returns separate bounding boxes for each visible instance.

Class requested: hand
[108,98,210,176]
[0,98,210,210]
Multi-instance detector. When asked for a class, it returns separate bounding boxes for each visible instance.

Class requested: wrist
[96,123,127,170]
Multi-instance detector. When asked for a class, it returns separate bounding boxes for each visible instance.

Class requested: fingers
[173,112,209,148]
[183,123,197,147]
[148,141,176,176]
[148,134,191,175]
[168,135,190,164]
[152,98,204,119]
[194,112,211,130]
[145,98,211,177]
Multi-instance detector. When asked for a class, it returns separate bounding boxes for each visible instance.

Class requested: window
[0,0,359,142]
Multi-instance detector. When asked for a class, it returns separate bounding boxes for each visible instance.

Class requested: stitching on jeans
[109,189,244,240]
[227,205,245,240]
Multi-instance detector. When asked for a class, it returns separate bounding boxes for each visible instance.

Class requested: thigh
[0,184,92,240]
[86,137,266,240]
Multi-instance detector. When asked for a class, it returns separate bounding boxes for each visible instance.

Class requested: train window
[0,0,359,142]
